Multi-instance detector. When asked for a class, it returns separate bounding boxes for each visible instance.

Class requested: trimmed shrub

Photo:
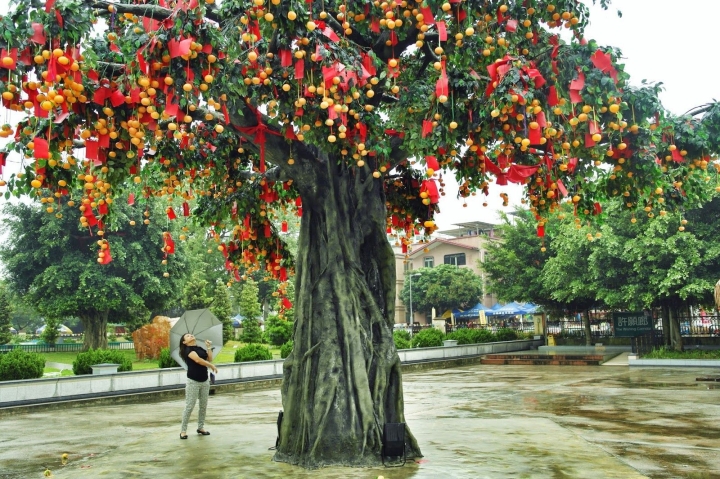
[471,329,496,343]
[446,328,476,345]
[411,328,444,348]
[234,343,273,362]
[394,336,412,350]
[73,349,133,375]
[264,315,294,346]
[0,349,45,381]
[158,347,176,369]
[447,328,496,344]
[280,340,293,359]
[495,328,519,342]
[393,329,411,342]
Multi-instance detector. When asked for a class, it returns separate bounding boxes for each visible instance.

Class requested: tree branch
[89,0,219,24]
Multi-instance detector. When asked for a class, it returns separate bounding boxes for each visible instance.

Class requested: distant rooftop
[437,220,498,238]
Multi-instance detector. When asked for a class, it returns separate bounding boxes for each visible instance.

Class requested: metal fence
[0,342,135,354]
[631,331,664,355]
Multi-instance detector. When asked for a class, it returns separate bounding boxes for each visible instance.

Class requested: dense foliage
[72,348,133,375]
[0,348,45,381]
[210,281,234,343]
[410,327,445,348]
[399,264,483,315]
[392,330,412,350]
[446,327,496,344]
[0,283,13,344]
[0,200,187,350]
[280,340,293,359]
[158,346,176,368]
[234,343,272,362]
[264,314,293,346]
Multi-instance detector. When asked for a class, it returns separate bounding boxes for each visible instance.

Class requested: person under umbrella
[179,333,218,439]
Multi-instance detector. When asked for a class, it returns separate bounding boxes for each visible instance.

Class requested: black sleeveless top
[186,346,209,382]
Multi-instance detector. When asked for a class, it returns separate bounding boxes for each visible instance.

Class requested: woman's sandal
[180,433,188,439]
[197,429,211,436]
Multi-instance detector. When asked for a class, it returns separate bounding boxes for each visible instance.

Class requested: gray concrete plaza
[1,362,719,478]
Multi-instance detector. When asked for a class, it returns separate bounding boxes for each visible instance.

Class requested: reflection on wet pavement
[1,365,718,478]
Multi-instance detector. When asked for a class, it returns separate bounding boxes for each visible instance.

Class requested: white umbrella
[169,309,224,370]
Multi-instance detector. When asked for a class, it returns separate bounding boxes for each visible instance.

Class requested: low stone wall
[0,339,541,409]
[628,356,720,368]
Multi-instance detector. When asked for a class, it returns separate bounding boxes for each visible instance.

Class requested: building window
[403,262,413,272]
[424,256,434,268]
[444,253,466,266]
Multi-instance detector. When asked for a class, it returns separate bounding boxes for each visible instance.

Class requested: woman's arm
[188,351,218,373]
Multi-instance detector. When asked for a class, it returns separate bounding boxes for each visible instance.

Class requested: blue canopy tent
[518,303,541,314]
[453,303,489,320]
[486,301,524,316]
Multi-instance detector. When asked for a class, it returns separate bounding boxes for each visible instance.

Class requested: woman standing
[179,333,218,439]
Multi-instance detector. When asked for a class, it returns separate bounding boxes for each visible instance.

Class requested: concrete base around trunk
[1,364,718,478]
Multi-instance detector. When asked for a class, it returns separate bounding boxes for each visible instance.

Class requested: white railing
[0,339,542,407]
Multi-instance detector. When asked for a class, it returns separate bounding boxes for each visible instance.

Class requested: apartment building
[393,220,500,325]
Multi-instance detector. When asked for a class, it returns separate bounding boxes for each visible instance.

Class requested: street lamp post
[408,273,421,325]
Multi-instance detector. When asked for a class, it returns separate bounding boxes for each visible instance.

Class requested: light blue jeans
[181,378,210,432]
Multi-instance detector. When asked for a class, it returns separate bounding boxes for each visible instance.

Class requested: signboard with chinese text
[612,311,654,337]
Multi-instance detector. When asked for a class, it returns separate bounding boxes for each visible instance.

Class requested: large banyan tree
[1,0,719,468]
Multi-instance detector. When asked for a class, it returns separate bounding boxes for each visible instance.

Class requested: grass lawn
[645,347,720,359]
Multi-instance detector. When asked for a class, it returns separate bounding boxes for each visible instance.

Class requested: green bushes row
[392,326,526,349]
[0,349,45,381]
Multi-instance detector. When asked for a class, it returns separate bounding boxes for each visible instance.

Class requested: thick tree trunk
[274,154,422,468]
[81,310,109,351]
[669,307,683,352]
[661,304,671,346]
[582,309,592,346]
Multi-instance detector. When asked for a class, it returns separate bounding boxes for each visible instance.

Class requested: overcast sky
[435,0,720,229]
[1,1,718,230]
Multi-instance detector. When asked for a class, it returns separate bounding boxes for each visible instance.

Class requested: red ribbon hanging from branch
[233,103,282,173]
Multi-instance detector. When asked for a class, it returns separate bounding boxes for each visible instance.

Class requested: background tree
[0,282,13,344]
[0,200,187,350]
[181,271,211,310]
[2,0,720,468]
[543,220,603,345]
[210,280,234,343]
[7,296,42,335]
[238,278,263,344]
[399,264,482,317]
[482,210,565,314]
[40,317,60,345]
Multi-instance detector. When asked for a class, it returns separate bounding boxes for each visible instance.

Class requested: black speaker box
[382,422,405,457]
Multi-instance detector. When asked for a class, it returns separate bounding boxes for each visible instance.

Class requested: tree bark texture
[81,310,109,351]
[669,307,684,352]
[583,309,592,346]
[273,154,422,468]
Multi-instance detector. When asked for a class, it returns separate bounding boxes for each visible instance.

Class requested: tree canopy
[0,0,718,270]
[399,264,482,316]
[0,199,187,349]
[0,282,13,344]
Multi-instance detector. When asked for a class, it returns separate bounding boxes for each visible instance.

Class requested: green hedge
[411,328,445,348]
[280,340,293,359]
[264,315,294,346]
[495,328,519,342]
[0,349,45,381]
[234,343,273,362]
[158,347,176,369]
[72,349,133,375]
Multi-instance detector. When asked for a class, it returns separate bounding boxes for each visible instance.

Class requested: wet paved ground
[2,363,719,479]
